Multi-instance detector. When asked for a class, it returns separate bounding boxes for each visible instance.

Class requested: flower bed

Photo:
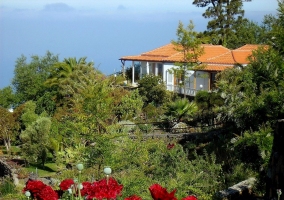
[22,164,198,200]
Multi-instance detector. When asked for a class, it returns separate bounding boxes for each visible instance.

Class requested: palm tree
[45,57,94,88]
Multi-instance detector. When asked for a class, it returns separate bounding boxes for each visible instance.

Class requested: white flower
[68,188,72,194]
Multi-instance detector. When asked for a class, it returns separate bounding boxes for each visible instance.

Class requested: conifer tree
[193,0,251,47]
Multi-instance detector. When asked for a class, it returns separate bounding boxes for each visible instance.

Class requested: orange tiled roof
[120,43,262,71]
[120,43,180,62]
[232,44,268,64]
[232,51,253,64]
[235,44,261,51]
[202,64,234,71]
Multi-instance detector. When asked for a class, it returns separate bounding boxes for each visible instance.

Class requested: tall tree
[45,57,93,88]
[12,51,58,104]
[216,47,284,131]
[226,19,269,49]
[216,44,284,199]
[193,0,251,46]
[270,0,284,56]
[20,117,52,166]
[44,57,97,107]
[208,0,284,129]
[171,20,204,98]
[0,107,17,152]
[265,1,284,199]
[20,101,39,129]
[0,86,15,109]
[49,61,111,135]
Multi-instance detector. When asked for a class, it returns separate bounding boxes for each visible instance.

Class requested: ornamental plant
[23,179,59,200]
[149,183,197,200]
[23,177,123,200]
[59,179,74,191]
[23,179,197,200]
[149,183,178,200]
[84,177,123,200]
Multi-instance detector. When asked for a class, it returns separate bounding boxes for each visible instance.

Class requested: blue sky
[0,0,279,89]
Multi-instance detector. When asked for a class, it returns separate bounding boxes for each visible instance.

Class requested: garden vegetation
[0,1,284,199]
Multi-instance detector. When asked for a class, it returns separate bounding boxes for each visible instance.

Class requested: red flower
[37,185,59,200]
[124,195,143,200]
[149,183,177,200]
[86,177,123,200]
[23,179,46,199]
[23,180,58,200]
[182,195,198,200]
[167,143,175,150]
[80,181,92,196]
[59,179,74,191]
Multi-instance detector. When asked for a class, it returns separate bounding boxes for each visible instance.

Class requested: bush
[95,136,225,199]
[0,177,17,196]
[17,168,30,179]
[224,163,257,188]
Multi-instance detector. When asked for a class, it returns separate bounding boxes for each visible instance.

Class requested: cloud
[43,3,74,12]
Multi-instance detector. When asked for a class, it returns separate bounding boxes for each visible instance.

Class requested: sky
[0,0,279,89]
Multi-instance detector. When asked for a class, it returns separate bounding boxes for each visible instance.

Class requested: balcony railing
[166,85,201,96]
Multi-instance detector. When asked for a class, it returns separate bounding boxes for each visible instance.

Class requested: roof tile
[120,43,263,71]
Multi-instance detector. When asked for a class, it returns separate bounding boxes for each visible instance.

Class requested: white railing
[166,85,201,96]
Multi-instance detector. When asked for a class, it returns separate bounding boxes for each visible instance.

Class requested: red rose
[59,179,74,191]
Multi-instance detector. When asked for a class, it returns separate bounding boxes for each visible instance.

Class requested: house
[119,43,260,96]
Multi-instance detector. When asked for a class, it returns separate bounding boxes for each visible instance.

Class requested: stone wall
[0,159,19,185]
[0,159,13,178]
[217,178,256,200]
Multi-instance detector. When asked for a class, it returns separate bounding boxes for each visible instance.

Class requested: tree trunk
[266,119,284,200]
[4,139,10,152]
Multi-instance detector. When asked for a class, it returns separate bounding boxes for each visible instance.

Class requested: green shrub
[0,177,17,196]
[232,124,273,171]
[137,123,154,133]
[17,168,30,179]
[0,193,26,200]
[86,136,226,200]
[224,163,257,188]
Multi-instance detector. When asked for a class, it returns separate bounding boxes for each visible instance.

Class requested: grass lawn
[1,145,60,178]
[0,145,21,155]
[25,162,58,177]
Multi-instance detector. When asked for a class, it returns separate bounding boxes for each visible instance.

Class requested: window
[167,71,172,83]
[158,63,163,77]
[150,63,155,75]
[210,73,217,89]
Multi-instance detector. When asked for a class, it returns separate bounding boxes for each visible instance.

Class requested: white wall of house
[140,62,157,77]
[163,63,174,91]
[138,61,210,95]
